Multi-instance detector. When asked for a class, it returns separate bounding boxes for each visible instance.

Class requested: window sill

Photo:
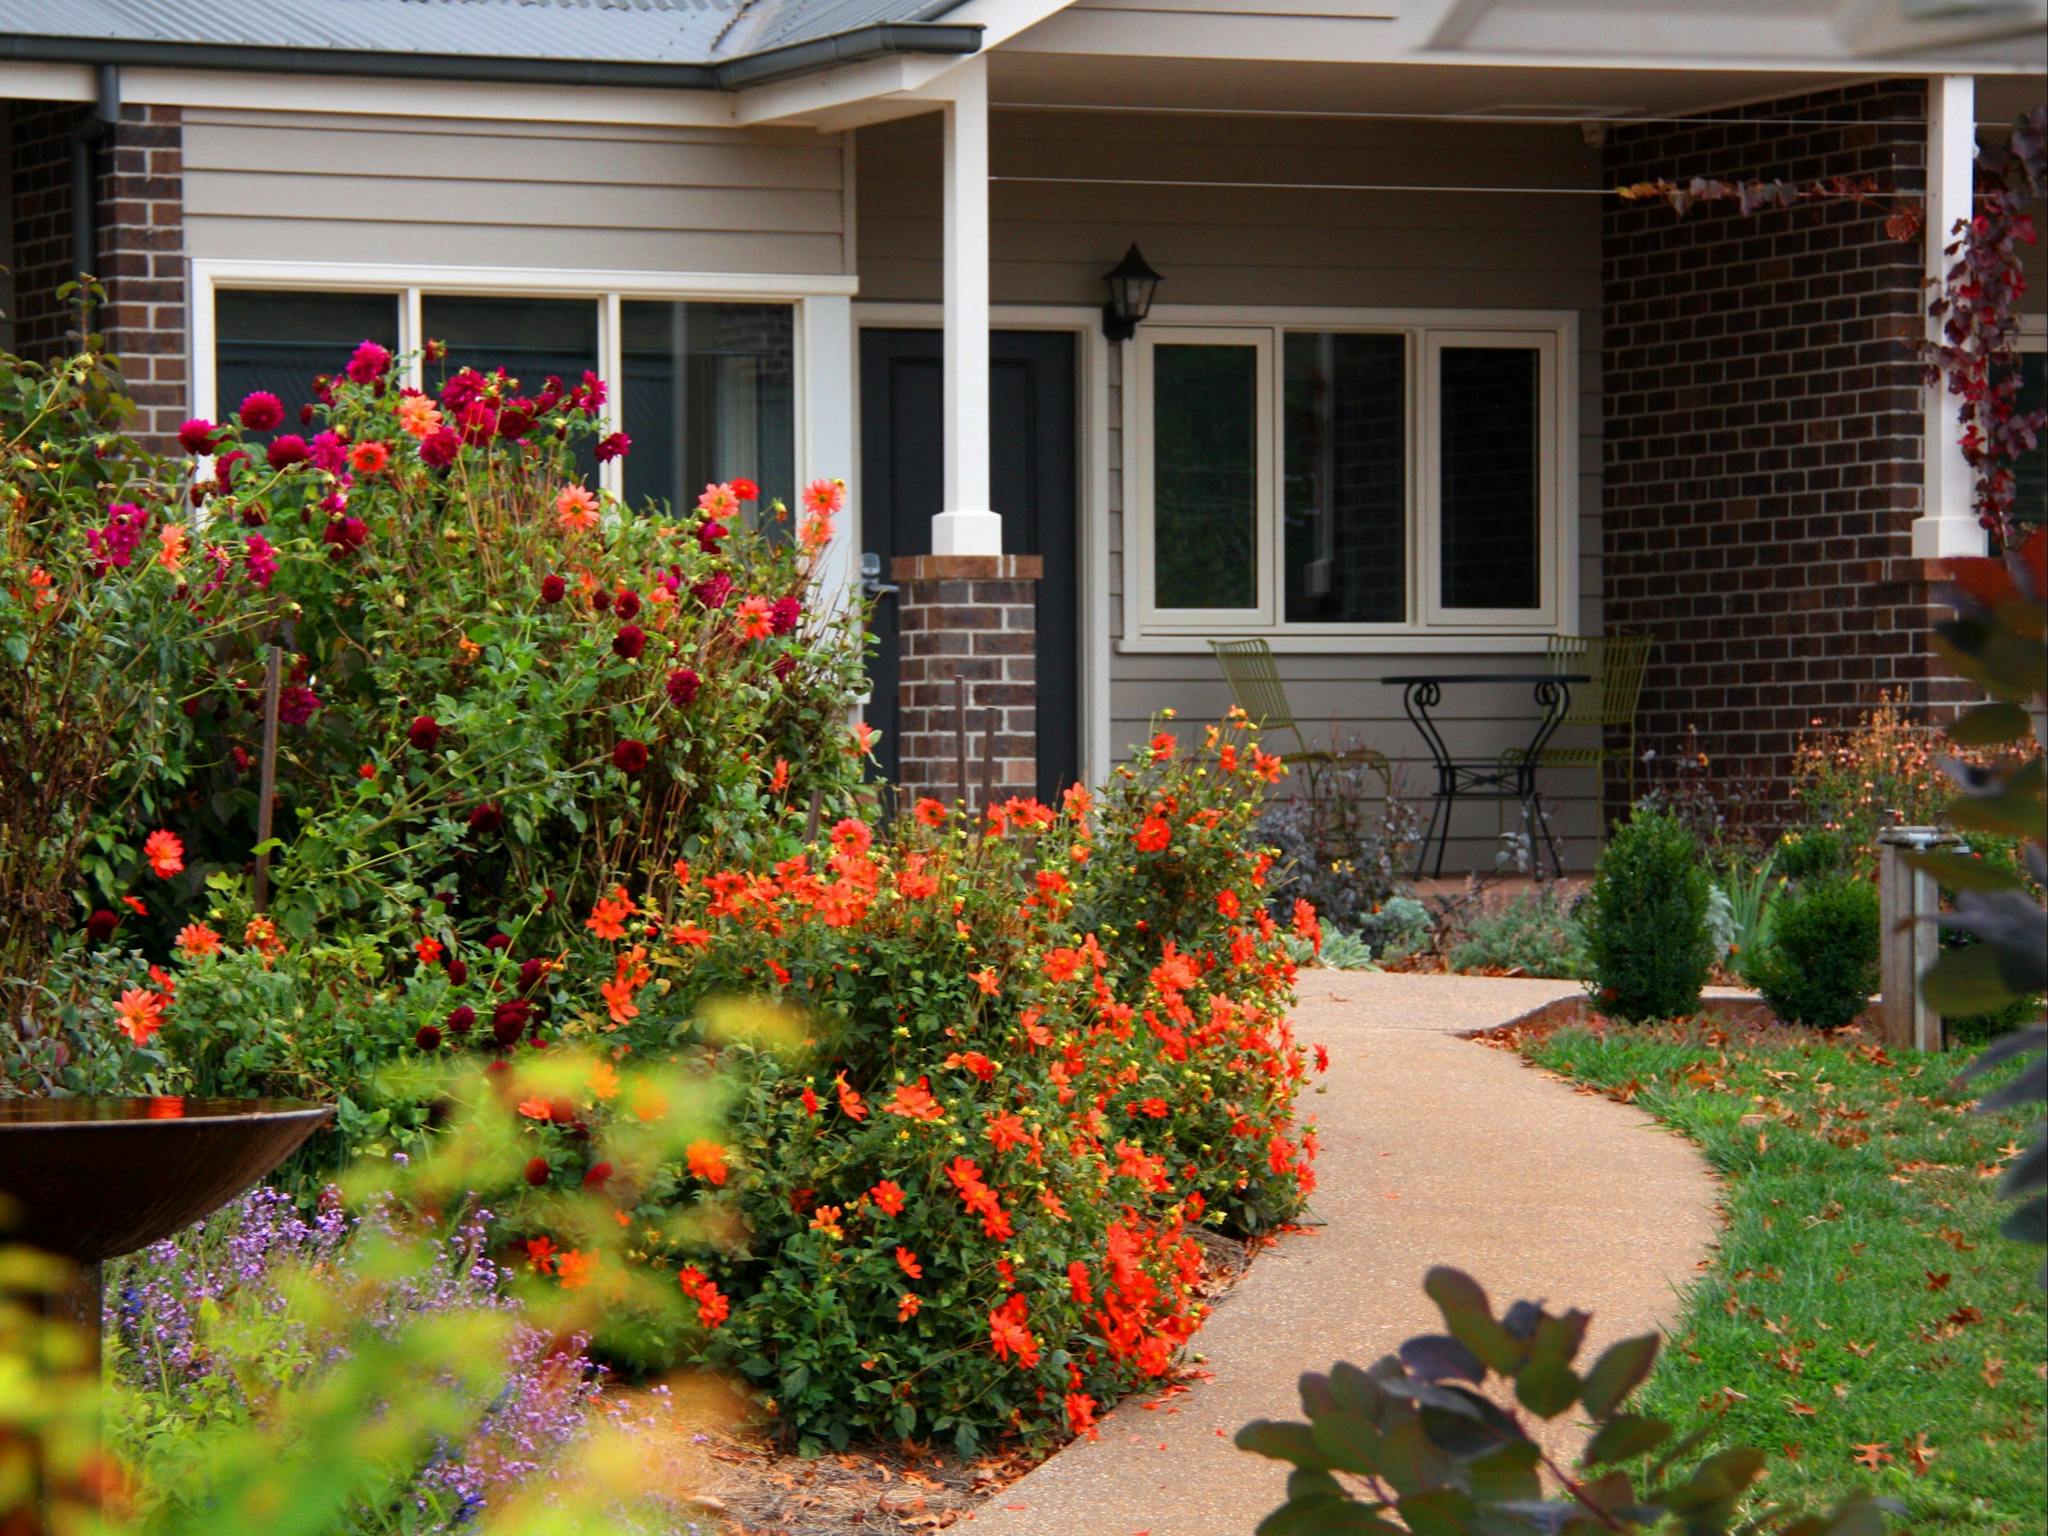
[1115,632,1558,656]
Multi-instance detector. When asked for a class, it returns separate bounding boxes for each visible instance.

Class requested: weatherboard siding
[182,110,850,276]
[858,109,1607,869]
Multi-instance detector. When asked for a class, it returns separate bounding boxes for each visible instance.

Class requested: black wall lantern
[1101,244,1162,342]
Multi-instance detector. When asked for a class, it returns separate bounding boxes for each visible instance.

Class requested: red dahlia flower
[407,715,442,751]
[266,435,309,470]
[414,1025,442,1051]
[614,589,640,620]
[239,392,285,432]
[418,428,460,468]
[612,738,649,775]
[177,418,218,454]
[345,339,392,385]
[730,477,759,501]
[665,667,701,707]
[539,573,566,604]
[612,624,646,660]
[595,430,632,463]
[467,802,504,836]
[446,1004,476,1033]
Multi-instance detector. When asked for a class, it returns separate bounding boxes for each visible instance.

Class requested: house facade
[3,0,2043,870]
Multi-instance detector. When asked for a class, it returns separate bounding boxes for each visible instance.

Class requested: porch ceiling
[987,50,2045,128]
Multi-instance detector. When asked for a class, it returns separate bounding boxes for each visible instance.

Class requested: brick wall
[100,105,188,449]
[3,100,186,447]
[1602,80,1956,829]
[889,555,1040,808]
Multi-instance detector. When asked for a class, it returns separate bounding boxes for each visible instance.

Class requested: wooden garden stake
[252,642,283,913]
[953,675,969,811]
[979,705,997,813]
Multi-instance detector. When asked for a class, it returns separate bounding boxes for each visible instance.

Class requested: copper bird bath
[0,1095,333,1344]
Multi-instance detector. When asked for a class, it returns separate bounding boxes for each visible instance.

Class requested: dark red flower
[266,435,309,470]
[322,516,369,556]
[595,431,632,463]
[539,573,566,604]
[770,596,801,635]
[239,392,285,432]
[517,958,545,994]
[299,404,316,427]
[485,933,512,952]
[590,588,612,613]
[692,571,732,609]
[446,1004,476,1034]
[178,418,218,455]
[524,1156,550,1187]
[345,340,392,385]
[582,1161,614,1189]
[613,738,649,776]
[240,503,269,528]
[492,998,533,1047]
[496,398,536,439]
[773,654,796,684]
[613,589,640,621]
[467,801,504,836]
[695,519,728,555]
[665,667,701,708]
[85,909,120,943]
[408,715,442,752]
[612,625,645,660]
[215,449,250,485]
[418,427,461,468]
[446,958,469,986]
[414,1024,443,1051]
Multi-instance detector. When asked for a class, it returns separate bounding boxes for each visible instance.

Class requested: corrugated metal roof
[0,0,978,67]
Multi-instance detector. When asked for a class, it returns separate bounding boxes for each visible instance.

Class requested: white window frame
[1121,305,1577,646]
[1133,325,1276,629]
[1422,327,1562,631]
[189,259,856,505]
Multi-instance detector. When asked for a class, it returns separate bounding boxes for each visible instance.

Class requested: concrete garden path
[963,971,1720,1536]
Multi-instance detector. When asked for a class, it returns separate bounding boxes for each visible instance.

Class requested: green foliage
[1240,1265,1894,1536]
[1447,886,1585,978]
[1354,894,1432,964]
[1917,530,2045,1270]
[1,300,262,1001]
[1315,928,1376,970]
[1749,876,1880,1030]
[1777,826,1851,883]
[1527,1022,2045,1529]
[1708,850,1779,981]
[1583,807,1714,1021]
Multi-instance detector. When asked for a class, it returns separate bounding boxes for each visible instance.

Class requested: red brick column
[98,104,188,450]
[2,101,185,449]
[889,554,1040,808]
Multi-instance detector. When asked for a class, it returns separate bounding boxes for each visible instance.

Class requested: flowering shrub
[486,715,1320,1456]
[8,333,869,1107]
[1,308,261,1005]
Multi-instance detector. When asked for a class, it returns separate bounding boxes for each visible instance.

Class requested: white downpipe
[1914,73,1985,560]
[936,54,1001,557]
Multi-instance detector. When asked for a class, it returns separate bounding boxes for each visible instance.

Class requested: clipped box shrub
[1749,874,1879,1030]
[1583,807,1713,1021]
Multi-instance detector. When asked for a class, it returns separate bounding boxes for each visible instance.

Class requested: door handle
[860,551,899,600]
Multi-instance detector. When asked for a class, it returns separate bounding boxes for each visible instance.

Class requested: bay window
[1132,312,1571,639]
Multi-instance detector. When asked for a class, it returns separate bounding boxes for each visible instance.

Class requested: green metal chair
[1208,638,1392,796]
[1534,632,1653,806]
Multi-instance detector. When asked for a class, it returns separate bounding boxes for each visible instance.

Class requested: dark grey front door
[858,327,1080,799]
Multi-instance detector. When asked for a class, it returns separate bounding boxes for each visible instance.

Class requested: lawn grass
[1522,1020,2044,1534]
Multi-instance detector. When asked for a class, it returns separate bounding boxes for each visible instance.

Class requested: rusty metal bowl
[0,1097,333,1263]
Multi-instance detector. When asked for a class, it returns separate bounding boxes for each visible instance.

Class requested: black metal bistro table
[1383,672,1589,880]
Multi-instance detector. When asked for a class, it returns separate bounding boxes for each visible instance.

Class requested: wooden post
[979,705,997,814]
[252,643,283,913]
[953,675,969,811]
[1877,826,1949,1052]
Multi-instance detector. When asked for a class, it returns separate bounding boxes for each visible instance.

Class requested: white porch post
[1914,73,1985,559]
[934,54,1000,556]
[802,293,857,609]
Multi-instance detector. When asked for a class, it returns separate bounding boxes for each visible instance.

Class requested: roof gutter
[0,22,981,93]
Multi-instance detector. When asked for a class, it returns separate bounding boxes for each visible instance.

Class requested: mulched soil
[628,1233,1257,1534]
